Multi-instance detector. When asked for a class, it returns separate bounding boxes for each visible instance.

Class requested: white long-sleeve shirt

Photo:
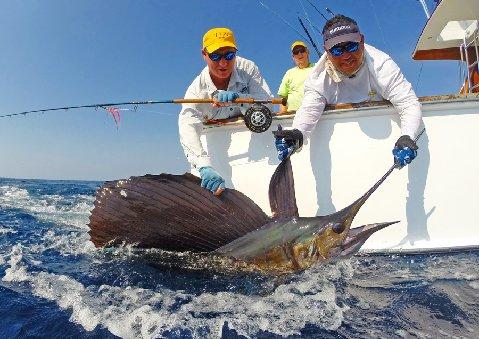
[293,44,422,140]
[179,56,273,169]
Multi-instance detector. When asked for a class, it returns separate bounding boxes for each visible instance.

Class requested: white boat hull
[198,95,479,253]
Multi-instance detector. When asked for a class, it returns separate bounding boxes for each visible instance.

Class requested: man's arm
[291,79,327,139]
[377,59,422,139]
[375,58,422,167]
[178,85,212,169]
[178,105,212,169]
[278,101,288,115]
[246,64,273,100]
[277,72,290,114]
[240,62,274,113]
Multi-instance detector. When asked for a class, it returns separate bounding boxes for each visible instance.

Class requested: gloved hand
[272,126,303,161]
[199,166,225,194]
[214,90,239,103]
[392,135,418,168]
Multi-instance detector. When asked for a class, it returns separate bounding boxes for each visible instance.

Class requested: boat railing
[460,20,479,93]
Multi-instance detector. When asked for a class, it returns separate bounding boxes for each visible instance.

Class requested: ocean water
[0,178,478,339]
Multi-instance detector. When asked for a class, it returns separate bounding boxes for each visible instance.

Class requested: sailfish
[88,155,397,273]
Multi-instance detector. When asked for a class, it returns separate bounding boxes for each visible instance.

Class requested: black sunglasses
[208,51,236,62]
[292,47,306,55]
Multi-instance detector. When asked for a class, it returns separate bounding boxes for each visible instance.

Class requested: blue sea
[0,178,478,338]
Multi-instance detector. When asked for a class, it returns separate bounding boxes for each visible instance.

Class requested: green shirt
[277,63,314,111]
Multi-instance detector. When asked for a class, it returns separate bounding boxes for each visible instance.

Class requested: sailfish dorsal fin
[268,157,299,220]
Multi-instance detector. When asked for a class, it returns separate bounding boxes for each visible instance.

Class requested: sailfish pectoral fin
[339,221,400,257]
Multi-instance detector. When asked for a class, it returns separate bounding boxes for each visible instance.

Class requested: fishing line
[257,0,308,40]
[368,0,390,53]
[415,62,424,93]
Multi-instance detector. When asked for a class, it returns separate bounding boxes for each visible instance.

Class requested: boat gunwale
[202,93,479,131]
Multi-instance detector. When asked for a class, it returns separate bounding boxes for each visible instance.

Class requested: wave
[1,244,350,338]
[0,184,94,229]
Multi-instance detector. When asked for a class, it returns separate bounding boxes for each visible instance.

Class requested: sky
[0,0,460,181]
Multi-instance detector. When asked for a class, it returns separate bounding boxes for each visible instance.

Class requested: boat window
[438,20,478,41]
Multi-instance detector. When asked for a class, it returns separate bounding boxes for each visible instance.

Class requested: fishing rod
[304,0,328,20]
[257,0,308,41]
[0,97,287,134]
[298,17,322,58]
[0,97,285,119]
[297,0,323,49]
[299,16,322,35]
[325,8,335,17]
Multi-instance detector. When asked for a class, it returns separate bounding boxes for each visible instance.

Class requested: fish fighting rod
[0,97,287,133]
[298,17,322,58]
[304,0,328,20]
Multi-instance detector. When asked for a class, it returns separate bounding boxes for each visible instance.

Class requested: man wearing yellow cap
[179,27,273,194]
[277,41,315,115]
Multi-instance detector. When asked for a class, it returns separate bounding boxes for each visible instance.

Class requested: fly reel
[243,104,273,133]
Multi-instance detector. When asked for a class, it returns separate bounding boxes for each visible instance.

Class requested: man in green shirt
[277,41,315,114]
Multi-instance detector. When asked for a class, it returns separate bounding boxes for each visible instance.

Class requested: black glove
[393,135,418,167]
[273,126,303,161]
[395,135,418,150]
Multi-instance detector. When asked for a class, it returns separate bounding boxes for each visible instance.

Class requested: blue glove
[272,126,303,161]
[215,90,239,103]
[393,135,418,168]
[199,166,225,193]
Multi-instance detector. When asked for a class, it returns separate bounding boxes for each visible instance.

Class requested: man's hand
[273,126,303,161]
[199,166,225,195]
[213,90,239,107]
[393,135,418,168]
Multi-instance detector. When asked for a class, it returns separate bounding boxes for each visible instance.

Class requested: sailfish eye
[332,223,345,234]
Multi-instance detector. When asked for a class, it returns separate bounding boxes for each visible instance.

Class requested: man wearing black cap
[274,15,422,168]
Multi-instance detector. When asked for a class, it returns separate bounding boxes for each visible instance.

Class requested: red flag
[104,106,121,129]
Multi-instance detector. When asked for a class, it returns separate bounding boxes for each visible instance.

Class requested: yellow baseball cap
[202,27,237,53]
[291,40,307,51]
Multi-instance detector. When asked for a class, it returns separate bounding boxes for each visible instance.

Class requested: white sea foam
[0,185,94,229]
[40,229,96,256]
[2,246,350,338]
[469,281,479,289]
[0,227,17,235]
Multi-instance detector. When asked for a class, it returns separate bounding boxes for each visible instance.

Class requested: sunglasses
[329,41,360,57]
[292,47,306,55]
[208,51,236,62]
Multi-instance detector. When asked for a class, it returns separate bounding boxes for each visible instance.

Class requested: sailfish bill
[215,155,398,272]
[88,155,396,273]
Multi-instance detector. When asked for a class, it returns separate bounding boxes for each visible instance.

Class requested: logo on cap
[329,25,351,34]
[203,27,237,53]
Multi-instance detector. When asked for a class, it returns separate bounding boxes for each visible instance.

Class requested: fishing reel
[243,104,273,133]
